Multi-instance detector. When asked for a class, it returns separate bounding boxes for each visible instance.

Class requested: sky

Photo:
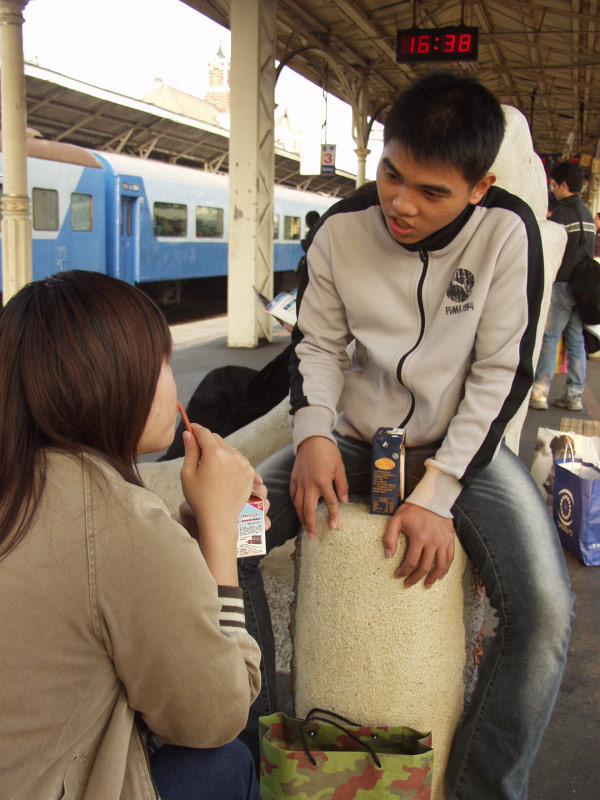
[22,0,383,179]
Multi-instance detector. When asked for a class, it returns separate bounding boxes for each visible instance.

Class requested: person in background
[0,271,264,800]
[595,210,600,256]
[301,209,321,254]
[295,209,322,280]
[529,162,596,411]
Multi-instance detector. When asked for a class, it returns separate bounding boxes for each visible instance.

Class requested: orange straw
[177,402,193,434]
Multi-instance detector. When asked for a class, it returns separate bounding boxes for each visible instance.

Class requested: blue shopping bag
[553,457,600,566]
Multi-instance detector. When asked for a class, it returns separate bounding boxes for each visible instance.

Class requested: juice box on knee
[370,427,406,515]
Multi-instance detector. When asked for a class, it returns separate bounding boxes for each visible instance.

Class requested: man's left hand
[382,502,455,589]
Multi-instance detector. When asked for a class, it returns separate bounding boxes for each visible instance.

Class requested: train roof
[94,150,336,205]
[94,150,228,187]
[0,136,103,168]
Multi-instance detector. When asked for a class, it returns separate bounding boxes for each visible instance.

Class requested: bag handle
[299,710,382,768]
[562,439,575,463]
[560,434,600,469]
[304,707,361,727]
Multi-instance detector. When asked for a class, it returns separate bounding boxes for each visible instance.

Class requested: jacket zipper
[135,717,162,800]
[396,248,428,428]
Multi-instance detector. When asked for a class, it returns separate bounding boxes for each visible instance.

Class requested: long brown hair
[0,270,172,557]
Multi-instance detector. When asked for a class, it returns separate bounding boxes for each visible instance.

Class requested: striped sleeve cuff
[292,405,337,453]
[217,586,246,633]
[404,462,462,519]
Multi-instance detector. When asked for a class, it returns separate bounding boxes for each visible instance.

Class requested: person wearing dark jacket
[530,161,595,411]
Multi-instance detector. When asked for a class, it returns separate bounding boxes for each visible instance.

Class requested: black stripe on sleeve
[462,186,544,485]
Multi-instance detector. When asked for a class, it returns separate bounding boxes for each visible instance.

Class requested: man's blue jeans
[533,281,586,398]
[241,434,573,800]
[150,739,259,799]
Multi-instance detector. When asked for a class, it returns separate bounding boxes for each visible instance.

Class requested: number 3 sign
[321,144,336,175]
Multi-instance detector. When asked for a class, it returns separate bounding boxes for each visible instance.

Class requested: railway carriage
[0,138,335,299]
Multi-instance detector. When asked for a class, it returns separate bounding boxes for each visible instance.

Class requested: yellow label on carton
[374,457,396,470]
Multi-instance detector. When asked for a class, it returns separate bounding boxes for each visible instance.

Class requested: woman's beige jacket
[0,451,261,799]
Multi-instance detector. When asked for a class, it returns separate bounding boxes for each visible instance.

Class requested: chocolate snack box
[237,497,266,557]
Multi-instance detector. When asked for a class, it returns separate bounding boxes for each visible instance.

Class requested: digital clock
[396,26,479,63]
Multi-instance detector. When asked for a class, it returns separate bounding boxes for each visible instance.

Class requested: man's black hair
[550,161,584,194]
[383,71,505,185]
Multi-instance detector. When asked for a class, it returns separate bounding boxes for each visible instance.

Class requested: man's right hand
[290,436,349,537]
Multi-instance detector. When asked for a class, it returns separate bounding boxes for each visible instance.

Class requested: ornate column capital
[1,192,30,215]
[0,1,29,26]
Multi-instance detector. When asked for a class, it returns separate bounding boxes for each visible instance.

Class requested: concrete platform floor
[160,316,599,799]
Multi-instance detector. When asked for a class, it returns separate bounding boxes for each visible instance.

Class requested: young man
[529,161,595,411]
[248,72,573,799]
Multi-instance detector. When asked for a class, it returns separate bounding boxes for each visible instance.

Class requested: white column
[350,76,371,189]
[227,0,276,347]
[354,148,370,188]
[0,0,31,303]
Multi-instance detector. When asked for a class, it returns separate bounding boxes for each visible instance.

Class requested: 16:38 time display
[396,26,479,63]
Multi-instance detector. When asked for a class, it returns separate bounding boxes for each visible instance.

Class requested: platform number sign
[321,144,336,175]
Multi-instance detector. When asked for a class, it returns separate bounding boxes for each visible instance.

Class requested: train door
[119,195,139,284]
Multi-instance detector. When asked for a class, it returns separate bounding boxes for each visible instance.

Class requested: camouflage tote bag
[259,708,434,799]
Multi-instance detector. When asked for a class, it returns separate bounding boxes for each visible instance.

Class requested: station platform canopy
[18,62,358,197]
[184,0,600,160]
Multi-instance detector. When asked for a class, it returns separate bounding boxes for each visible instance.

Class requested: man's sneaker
[554,395,583,412]
[529,392,548,410]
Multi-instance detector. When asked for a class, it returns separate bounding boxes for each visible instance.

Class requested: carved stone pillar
[227,0,276,347]
[0,0,32,303]
[354,147,371,188]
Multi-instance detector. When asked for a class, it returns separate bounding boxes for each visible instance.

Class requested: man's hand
[290,437,349,537]
[382,502,455,589]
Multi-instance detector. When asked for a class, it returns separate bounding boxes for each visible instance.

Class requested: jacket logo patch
[446,268,475,314]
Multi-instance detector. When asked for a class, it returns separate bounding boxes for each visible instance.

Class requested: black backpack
[568,209,600,325]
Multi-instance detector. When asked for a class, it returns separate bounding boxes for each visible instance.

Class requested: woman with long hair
[0,270,264,799]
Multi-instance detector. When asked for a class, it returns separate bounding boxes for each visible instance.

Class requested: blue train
[0,138,336,298]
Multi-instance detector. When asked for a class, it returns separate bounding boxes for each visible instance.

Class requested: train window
[121,197,132,236]
[153,202,187,237]
[195,205,223,238]
[71,193,93,231]
[273,214,279,239]
[284,215,301,240]
[32,188,59,231]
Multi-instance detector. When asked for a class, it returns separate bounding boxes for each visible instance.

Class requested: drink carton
[370,427,406,515]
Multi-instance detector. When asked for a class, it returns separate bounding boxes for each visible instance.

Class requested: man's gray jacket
[289,185,544,518]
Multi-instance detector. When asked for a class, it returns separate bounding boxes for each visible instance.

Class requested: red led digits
[397,27,478,62]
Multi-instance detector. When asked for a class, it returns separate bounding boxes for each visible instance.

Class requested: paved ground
[161,316,599,799]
